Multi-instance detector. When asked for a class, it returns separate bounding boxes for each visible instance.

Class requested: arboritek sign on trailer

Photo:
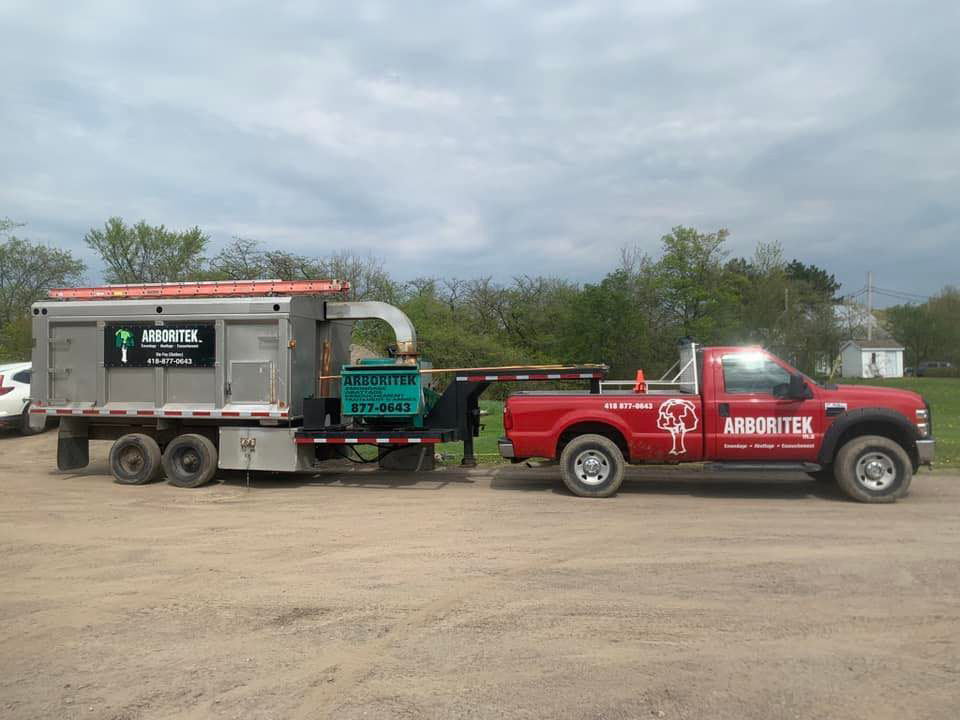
[104,322,215,368]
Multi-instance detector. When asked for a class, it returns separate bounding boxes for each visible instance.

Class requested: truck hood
[825,384,925,410]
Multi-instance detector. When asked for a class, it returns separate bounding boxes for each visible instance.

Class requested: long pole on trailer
[317,363,608,381]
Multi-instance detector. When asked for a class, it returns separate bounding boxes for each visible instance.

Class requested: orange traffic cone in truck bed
[633,369,646,393]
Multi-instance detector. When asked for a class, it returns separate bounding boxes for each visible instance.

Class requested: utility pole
[866,271,873,341]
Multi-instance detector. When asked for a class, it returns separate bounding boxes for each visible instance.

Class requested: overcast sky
[1,1,957,301]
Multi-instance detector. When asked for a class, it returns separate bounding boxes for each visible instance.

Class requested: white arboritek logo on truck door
[723,416,813,435]
[657,399,699,455]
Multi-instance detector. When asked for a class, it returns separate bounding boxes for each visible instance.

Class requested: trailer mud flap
[57,418,89,471]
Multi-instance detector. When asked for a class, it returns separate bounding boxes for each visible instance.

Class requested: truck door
[711,351,821,461]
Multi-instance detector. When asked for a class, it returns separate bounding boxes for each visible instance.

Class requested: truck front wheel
[559,434,625,498]
[835,435,912,503]
[163,434,218,488]
[109,433,162,485]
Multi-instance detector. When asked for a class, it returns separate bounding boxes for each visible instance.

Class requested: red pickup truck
[499,343,934,502]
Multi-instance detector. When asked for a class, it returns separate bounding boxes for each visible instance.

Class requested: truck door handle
[718,403,730,417]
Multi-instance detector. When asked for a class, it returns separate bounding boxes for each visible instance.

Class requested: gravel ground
[1,431,959,720]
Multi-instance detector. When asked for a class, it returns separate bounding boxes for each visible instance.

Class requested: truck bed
[505,391,704,462]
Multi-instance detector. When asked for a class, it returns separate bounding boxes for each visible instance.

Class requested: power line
[873,286,930,300]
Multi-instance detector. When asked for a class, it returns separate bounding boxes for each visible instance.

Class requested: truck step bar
[703,461,822,473]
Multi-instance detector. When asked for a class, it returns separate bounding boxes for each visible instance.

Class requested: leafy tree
[785,260,840,300]
[888,288,960,367]
[84,217,209,283]
[886,304,935,368]
[0,220,86,361]
[655,226,738,342]
[206,236,267,280]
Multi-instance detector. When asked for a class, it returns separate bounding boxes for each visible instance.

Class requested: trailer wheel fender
[818,408,918,469]
[109,433,162,485]
[163,434,218,488]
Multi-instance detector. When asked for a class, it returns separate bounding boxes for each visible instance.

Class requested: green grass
[438,399,506,464]
[837,377,960,466]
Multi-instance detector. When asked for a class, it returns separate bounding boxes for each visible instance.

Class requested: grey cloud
[1,0,957,297]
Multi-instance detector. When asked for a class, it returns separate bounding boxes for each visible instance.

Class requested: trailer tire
[163,434,218,488]
[109,433,162,485]
[559,434,625,498]
[835,435,912,503]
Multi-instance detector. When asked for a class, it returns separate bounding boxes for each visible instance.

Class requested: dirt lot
[2,431,959,720]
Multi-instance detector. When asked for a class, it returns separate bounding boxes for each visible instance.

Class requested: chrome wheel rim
[574,449,609,486]
[855,451,896,491]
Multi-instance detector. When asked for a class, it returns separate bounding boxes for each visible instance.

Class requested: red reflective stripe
[193,411,211,416]
[56,409,72,415]
[136,410,155,416]
[165,410,182,416]
[221,411,240,417]
[29,408,45,414]
[294,438,313,445]
[109,410,127,415]
[82,409,99,415]
[251,412,270,417]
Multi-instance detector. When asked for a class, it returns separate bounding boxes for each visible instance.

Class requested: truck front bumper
[498,437,515,459]
[916,439,935,466]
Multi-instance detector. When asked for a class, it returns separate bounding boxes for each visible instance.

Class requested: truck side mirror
[773,374,809,399]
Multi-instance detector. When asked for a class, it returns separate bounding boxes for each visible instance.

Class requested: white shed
[839,339,905,378]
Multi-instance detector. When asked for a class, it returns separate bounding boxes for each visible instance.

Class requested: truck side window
[721,353,791,395]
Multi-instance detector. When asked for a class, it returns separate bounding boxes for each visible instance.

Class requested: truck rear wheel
[835,435,912,503]
[162,434,218,488]
[109,433,162,485]
[559,434,625,498]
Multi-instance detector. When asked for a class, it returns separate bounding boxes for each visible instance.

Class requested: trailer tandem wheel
[163,434,218,488]
[109,434,162,485]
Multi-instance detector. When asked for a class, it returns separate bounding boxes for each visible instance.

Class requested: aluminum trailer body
[31,293,352,478]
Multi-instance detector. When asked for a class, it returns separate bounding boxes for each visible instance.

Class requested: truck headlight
[916,408,930,437]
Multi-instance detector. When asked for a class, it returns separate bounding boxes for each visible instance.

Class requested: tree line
[2,215,956,379]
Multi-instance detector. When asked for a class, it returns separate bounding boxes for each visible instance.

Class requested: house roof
[841,338,904,351]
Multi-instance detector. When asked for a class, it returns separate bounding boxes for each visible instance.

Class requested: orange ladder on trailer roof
[47,279,350,300]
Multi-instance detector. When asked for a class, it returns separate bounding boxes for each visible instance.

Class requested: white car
[0,362,45,434]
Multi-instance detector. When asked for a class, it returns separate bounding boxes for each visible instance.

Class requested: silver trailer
[30,287,370,485]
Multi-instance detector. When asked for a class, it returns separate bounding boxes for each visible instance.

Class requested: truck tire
[162,434,218,488]
[834,435,912,503]
[559,434,625,498]
[109,433,162,485]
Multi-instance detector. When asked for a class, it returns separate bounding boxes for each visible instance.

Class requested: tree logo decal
[657,398,699,455]
[114,328,135,364]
